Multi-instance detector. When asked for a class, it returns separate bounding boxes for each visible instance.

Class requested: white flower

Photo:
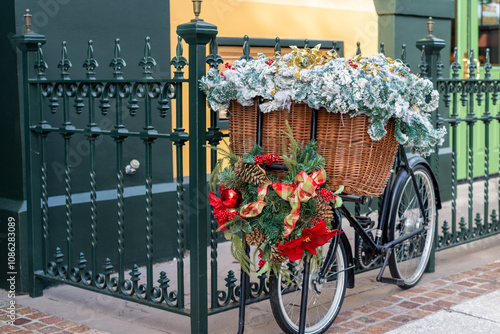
[200,47,445,154]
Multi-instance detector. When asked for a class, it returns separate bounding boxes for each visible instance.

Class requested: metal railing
[15,32,190,315]
[436,47,500,249]
[14,9,500,334]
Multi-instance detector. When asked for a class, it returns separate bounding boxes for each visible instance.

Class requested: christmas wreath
[200,45,446,156]
[208,124,343,276]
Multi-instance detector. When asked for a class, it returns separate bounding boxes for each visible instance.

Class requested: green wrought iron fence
[14,32,191,315]
[436,47,500,249]
[14,11,500,334]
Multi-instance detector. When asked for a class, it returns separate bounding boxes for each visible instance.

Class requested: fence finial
[356,42,361,56]
[35,43,48,79]
[274,37,281,55]
[427,17,434,37]
[24,9,33,33]
[171,36,188,77]
[83,40,99,80]
[58,41,72,80]
[451,47,461,78]
[484,48,492,79]
[139,37,157,79]
[468,48,476,78]
[401,44,407,63]
[109,38,126,80]
[239,35,254,61]
[192,0,203,21]
[206,37,223,69]
[379,42,385,55]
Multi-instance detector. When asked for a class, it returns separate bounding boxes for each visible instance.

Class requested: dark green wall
[375,0,455,202]
[1,0,174,292]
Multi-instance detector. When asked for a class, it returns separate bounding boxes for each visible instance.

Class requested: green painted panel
[374,0,456,18]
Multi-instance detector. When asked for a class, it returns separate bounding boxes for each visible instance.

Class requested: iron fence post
[416,18,445,273]
[177,14,218,334]
[13,26,46,297]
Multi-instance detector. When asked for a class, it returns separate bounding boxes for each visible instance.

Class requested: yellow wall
[171,0,379,56]
[169,0,379,177]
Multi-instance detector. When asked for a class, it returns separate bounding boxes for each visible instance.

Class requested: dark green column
[177,12,217,334]
[417,26,446,274]
[375,0,454,201]
[13,28,47,297]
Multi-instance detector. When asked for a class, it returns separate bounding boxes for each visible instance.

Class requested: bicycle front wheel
[388,164,436,289]
[268,240,347,334]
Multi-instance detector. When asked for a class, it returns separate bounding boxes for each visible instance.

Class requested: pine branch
[230,233,251,275]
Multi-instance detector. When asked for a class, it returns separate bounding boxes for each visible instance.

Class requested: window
[479,0,500,64]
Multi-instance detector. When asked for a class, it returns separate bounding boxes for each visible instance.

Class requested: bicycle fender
[406,156,442,210]
[339,232,355,289]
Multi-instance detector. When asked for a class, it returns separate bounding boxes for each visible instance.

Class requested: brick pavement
[1,261,499,333]
[327,261,500,333]
[0,304,109,334]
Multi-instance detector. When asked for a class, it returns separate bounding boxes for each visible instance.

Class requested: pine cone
[315,196,334,222]
[246,228,266,246]
[234,160,268,186]
[271,246,287,264]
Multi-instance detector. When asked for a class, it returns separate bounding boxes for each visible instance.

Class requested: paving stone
[68,325,93,333]
[325,325,351,333]
[342,320,366,330]
[390,314,418,324]
[397,301,421,309]
[382,296,402,303]
[40,316,64,325]
[370,311,392,320]
[455,280,476,287]
[459,291,481,298]
[409,296,433,304]
[38,326,62,334]
[382,305,408,315]
[434,288,456,295]
[378,320,403,330]
[480,283,499,290]
[406,309,431,318]
[433,300,456,308]
[13,317,31,325]
[352,305,377,314]
[423,291,447,299]
[0,324,20,333]
[55,320,80,329]
[337,310,360,320]
[22,321,47,330]
[393,290,417,298]
[406,287,427,294]
[361,325,388,334]
[15,308,38,316]
[419,304,443,312]
[11,330,32,334]
[26,311,50,320]
[469,287,489,294]
[355,315,379,325]
[365,300,392,309]
[444,294,469,303]
[468,278,490,283]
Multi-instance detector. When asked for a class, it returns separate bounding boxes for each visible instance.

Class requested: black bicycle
[266,144,441,334]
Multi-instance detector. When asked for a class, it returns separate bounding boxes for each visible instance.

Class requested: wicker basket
[228,99,398,196]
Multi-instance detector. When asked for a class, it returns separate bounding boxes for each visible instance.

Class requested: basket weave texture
[228,99,398,197]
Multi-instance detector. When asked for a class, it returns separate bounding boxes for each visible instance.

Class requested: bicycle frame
[317,145,429,281]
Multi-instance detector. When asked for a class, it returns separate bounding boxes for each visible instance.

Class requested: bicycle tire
[387,164,436,289]
[268,240,347,334]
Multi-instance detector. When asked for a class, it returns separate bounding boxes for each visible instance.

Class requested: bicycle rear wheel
[388,164,436,289]
[268,240,347,334]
